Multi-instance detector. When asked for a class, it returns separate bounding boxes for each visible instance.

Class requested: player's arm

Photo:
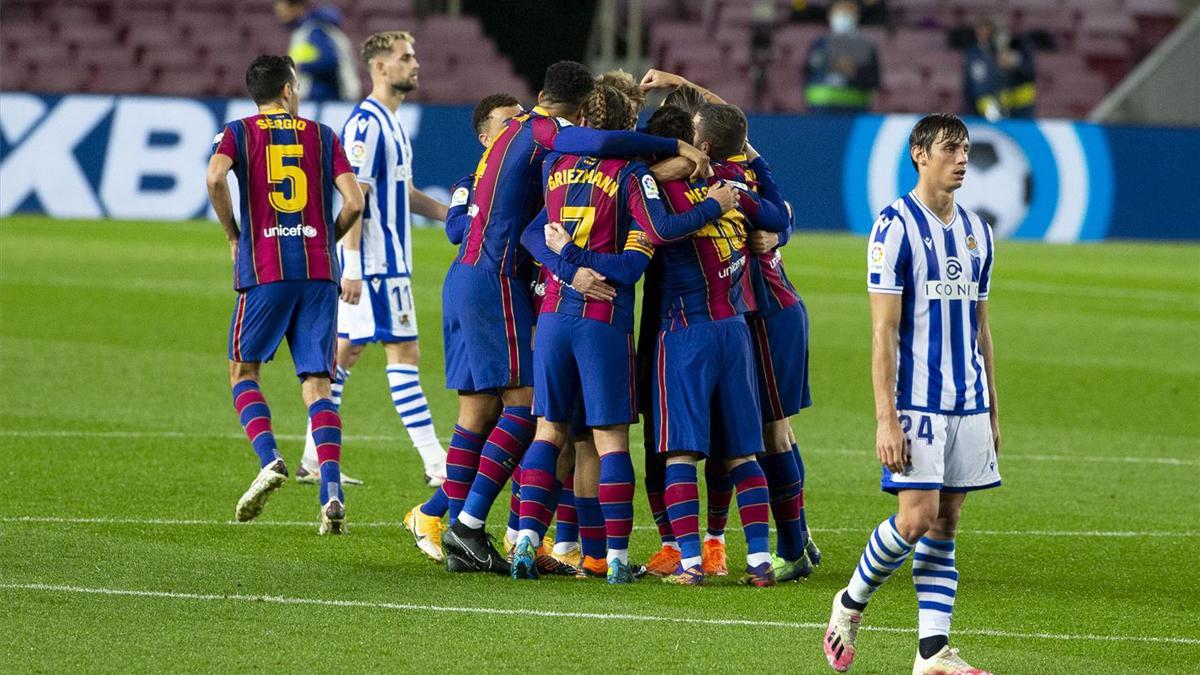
[976,300,1000,455]
[205,152,238,261]
[870,292,906,473]
[550,224,654,286]
[444,175,474,245]
[551,126,712,180]
[333,173,364,243]
[334,180,369,304]
[520,210,616,302]
[639,69,727,104]
[409,185,448,221]
[633,173,736,246]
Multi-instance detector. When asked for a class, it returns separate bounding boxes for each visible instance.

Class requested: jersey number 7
[561,206,596,247]
[267,144,308,213]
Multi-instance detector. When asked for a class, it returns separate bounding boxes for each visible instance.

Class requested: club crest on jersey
[966,234,981,257]
[450,187,470,208]
[641,174,660,200]
[868,242,886,272]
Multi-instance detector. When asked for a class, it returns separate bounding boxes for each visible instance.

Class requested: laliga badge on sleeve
[868,241,886,273]
[641,173,660,200]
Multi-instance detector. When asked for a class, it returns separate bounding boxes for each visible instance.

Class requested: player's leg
[286,281,347,534]
[911,412,998,674]
[228,284,294,522]
[593,425,636,584]
[662,452,705,585]
[759,419,811,582]
[702,452,733,577]
[573,434,607,578]
[511,418,570,579]
[643,427,680,576]
[384,339,447,486]
[713,318,774,587]
[299,338,363,485]
[551,466,580,565]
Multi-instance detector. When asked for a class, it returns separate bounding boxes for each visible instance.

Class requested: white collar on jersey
[909,191,959,229]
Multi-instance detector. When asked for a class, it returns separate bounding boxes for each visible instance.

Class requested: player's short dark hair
[472,93,521,135]
[645,105,693,145]
[661,84,707,116]
[362,30,414,65]
[581,84,636,131]
[541,60,595,110]
[909,113,969,170]
[695,103,747,159]
[245,55,297,105]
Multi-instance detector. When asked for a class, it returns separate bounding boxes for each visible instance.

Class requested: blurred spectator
[274,0,361,102]
[750,0,778,109]
[803,0,880,113]
[791,0,889,26]
[963,19,1036,120]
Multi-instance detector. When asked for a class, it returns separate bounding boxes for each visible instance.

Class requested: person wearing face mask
[803,0,881,113]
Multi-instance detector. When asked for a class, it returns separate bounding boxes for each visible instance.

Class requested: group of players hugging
[209,28,997,673]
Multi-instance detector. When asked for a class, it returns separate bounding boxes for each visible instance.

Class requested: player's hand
[571,268,616,302]
[544,221,571,254]
[640,69,686,91]
[876,416,908,474]
[991,412,1001,457]
[340,278,363,304]
[705,182,739,213]
[748,231,779,254]
[677,141,713,180]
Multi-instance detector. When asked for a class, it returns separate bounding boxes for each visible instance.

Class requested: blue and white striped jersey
[867,192,994,415]
[340,96,413,277]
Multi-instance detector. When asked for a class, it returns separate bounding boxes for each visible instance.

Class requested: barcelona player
[822,114,998,675]
[510,84,737,583]
[641,70,820,582]
[402,92,522,563]
[637,104,790,587]
[439,61,712,574]
[206,55,364,533]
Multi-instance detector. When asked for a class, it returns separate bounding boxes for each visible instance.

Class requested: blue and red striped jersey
[649,159,787,330]
[538,155,659,331]
[721,156,802,315]
[456,107,567,277]
[214,110,353,291]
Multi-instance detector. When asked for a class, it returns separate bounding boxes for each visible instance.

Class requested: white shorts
[337,275,418,344]
[881,411,1001,494]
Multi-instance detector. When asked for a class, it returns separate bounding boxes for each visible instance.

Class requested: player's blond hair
[361,30,415,65]
[581,84,636,132]
[595,69,646,115]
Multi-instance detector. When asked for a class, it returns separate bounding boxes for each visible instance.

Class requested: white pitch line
[2,583,1197,646]
[2,430,1196,467]
[2,515,1196,538]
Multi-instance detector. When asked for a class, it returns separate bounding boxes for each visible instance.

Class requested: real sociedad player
[638,104,791,587]
[822,113,999,675]
[402,92,523,563]
[440,60,714,574]
[206,55,364,533]
[511,85,738,583]
[296,31,451,488]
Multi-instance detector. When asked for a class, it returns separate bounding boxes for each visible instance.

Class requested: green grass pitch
[1,215,1198,672]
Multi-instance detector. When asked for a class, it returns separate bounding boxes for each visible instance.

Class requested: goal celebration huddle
[205,30,1000,675]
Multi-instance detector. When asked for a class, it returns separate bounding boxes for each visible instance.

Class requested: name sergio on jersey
[546,167,619,198]
[256,118,308,131]
[263,224,318,239]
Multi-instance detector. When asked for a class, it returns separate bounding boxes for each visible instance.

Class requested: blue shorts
[443,263,535,393]
[651,316,763,458]
[747,301,813,422]
[228,280,337,378]
[532,313,637,427]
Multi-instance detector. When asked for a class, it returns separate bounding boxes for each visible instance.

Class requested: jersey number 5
[267,144,308,213]
[561,206,596,247]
